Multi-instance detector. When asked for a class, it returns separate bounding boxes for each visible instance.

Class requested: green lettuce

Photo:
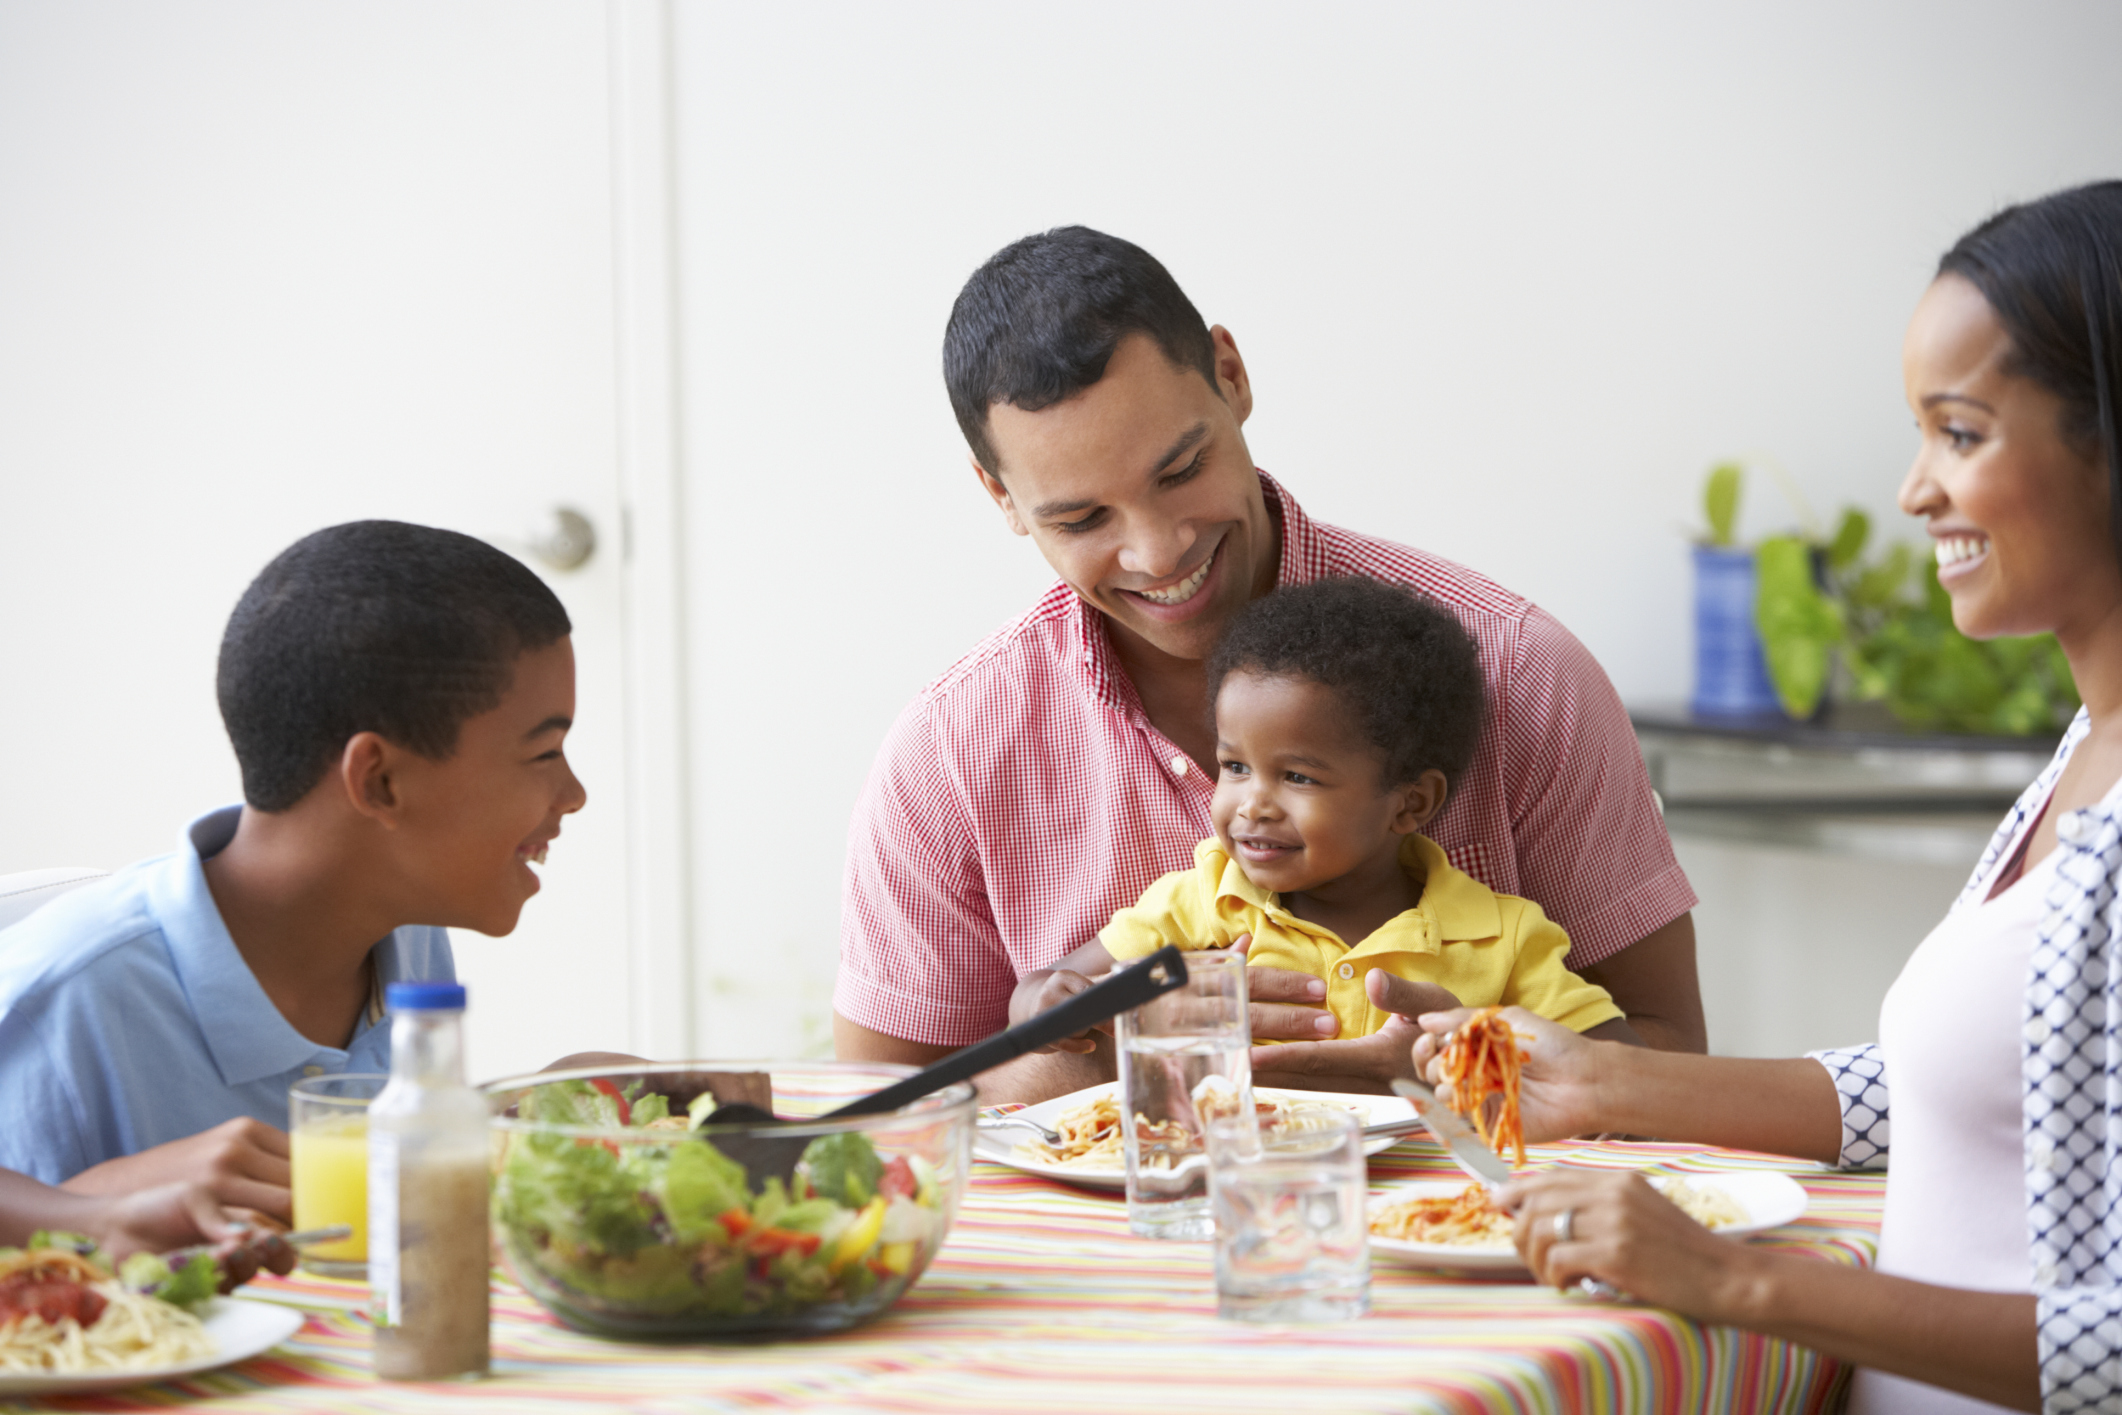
[798,1132,882,1208]
[497,1130,660,1256]
[662,1140,750,1242]
[119,1250,218,1310]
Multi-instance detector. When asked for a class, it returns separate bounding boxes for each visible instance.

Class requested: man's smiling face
[974,329,1279,663]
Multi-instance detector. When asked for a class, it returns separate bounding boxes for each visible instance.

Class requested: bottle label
[367,1131,401,1328]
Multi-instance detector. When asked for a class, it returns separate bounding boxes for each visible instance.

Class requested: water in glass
[1209,1112,1370,1322]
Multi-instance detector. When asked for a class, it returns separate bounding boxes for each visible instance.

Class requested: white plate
[0,1296,304,1397]
[974,1082,1418,1190]
[1367,1170,1812,1271]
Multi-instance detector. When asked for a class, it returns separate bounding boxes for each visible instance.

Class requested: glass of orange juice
[289,1074,388,1279]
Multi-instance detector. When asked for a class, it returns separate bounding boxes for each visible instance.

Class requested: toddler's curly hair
[1205,577,1485,795]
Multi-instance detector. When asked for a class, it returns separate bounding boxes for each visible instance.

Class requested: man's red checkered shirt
[836,473,1695,1046]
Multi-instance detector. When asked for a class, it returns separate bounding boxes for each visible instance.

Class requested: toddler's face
[1208,670,1427,897]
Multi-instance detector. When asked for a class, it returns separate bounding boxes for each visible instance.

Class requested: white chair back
[0,868,107,933]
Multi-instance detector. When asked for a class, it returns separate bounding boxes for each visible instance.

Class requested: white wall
[0,0,643,1081]
[6,2,2121,1071]
[671,1,2122,1054]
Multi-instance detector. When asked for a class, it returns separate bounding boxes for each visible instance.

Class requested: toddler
[1010,576,1633,1047]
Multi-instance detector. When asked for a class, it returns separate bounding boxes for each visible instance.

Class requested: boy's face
[1208,671,1436,897]
[384,636,587,936]
[973,330,1279,664]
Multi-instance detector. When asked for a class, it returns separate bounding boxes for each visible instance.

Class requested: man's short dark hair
[943,226,1219,472]
[218,520,572,811]
[1205,577,1486,795]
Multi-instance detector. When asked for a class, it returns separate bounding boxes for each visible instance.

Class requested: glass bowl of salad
[484,1061,973,1340]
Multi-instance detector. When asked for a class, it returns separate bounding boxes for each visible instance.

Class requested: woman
[1416,181,2122,1414]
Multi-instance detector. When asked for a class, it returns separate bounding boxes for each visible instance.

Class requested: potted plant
[1754,514,2079,736]
[1689,462,1784,718]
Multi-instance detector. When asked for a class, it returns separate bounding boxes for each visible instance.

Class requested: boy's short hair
[1206,577,1485,795]
[218,520,572,812]
[943,226,1219,473]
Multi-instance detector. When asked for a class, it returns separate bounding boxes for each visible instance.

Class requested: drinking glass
[1208,1108,1370,1322]
[289,1073,388,1279]
[1114,950,1253,1240]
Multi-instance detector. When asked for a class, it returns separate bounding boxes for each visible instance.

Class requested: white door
[0,1,684,1083]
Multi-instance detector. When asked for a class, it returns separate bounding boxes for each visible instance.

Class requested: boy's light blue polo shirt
[0,806,453,1183]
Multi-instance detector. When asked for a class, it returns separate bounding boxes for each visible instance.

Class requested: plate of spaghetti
[0,1239,303,1396]
[1366,1171,1810,1271]
[975,1083,1417,1190]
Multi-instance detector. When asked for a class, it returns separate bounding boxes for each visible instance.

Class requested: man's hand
[1247,968,1462,1093]
[60,1118,292,1226]
[1231,935,1336,1041]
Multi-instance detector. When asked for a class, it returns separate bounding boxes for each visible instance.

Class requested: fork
[978,1114,1064,1145]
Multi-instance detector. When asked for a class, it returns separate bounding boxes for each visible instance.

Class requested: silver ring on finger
[1578,1277,1619,1301]
[1552,1207,1576,1244]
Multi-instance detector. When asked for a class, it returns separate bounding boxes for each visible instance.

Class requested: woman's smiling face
[1898,274,2119,645]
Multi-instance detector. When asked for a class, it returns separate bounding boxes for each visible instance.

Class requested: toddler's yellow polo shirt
[1101,835,1621,1039]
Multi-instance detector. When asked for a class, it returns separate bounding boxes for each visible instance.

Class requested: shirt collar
[1075,469,1322,713]
[147,806,390,1086]
[1204,834,1502,950]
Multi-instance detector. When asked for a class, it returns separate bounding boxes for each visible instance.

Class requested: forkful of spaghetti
[1438,1006,1531,1167]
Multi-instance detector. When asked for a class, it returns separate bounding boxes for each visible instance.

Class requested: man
[834,227,1703,1101]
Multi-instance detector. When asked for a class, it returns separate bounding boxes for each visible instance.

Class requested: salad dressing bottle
[367,982,491,1381]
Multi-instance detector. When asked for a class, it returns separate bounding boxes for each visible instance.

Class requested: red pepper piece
[588,1078,633,1127]
[878,1157,917,1201]
[747,1228,821,1258]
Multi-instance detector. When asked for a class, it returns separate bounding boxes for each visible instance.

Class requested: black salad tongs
[698,946,1191,1181]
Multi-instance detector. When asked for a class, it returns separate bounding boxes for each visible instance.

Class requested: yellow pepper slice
[876,1241,915,1275]
[830,1197,887,1273]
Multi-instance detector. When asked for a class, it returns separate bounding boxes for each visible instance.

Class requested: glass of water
[1207,1108,1370,1322]
[1115,950,1253,1240]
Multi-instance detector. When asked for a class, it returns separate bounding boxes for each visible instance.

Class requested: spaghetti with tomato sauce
[0,1248,213,1374]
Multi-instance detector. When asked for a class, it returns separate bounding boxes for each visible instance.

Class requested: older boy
[0,522,586,1213]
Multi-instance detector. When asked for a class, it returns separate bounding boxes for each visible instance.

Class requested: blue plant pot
[1690,544,1784,718]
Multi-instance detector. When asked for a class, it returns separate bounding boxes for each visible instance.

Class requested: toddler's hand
[1008,969,1108,1053]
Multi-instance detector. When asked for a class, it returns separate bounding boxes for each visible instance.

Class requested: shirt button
[2036,1262,2059,1286]
[1170,754,1190,777]
[2032,1136,2055,1166]
[302,1065,324,1077]
[2059,813,2091,846]
[1337,962,1356,980]
[2027,1017,2053,1045]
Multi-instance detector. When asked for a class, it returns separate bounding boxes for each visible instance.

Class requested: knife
[1390,1077,1514,1189]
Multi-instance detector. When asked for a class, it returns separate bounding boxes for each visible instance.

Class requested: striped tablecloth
[12,1137,1883,1415]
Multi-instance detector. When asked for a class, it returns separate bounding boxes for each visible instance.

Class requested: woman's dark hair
[1937,181,2122,562]
[218,520,571,811]
[943,226,1219,473]
[1205,577,1486,797]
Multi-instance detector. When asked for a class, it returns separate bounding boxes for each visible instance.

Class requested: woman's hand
[1505,1168,1758,1320]
[1413,1006,1606,1142]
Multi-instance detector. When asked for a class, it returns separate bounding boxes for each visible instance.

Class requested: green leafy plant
[1701,462,1743,546]
[1753,510,2079,735]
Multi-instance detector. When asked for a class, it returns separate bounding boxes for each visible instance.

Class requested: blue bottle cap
[386,981,467,1012]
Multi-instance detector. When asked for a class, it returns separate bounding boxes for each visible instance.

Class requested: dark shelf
[1630,701,2062,756]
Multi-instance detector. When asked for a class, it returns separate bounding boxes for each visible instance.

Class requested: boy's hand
[1008,969,1109,1053]
[60,1118,293,1226]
